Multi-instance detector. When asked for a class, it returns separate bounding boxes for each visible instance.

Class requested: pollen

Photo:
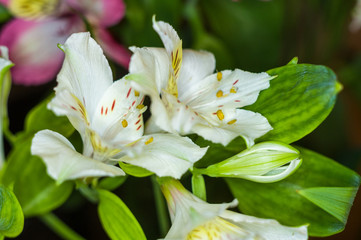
[216,90,224,98]
[227,119,237,125]
[145,137,154,145]
[134,90,140,97]
[136,104,145,109]
[230,86,237,93]
[216,110,224,120]
[217,72,222,81]
[121,119,128,128]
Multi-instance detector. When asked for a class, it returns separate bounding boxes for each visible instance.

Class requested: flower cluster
[28,17,308,238]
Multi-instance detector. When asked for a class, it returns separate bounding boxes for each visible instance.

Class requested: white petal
[190,69,273,112]
[49,32,113,123]
[0,46,9,60]
[119,134,207,179]
[193,109,272,147]
[221,211,308,240]
[177,49,216,102]
[152,16,181,55]
[128,46,170,95]
[91,79,145,145]
[0,46,13,70]
[161,92,202,135]
[31,130,125,183]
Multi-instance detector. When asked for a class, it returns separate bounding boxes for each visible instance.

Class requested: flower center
[9,0,60,19]
[186,217,248,240]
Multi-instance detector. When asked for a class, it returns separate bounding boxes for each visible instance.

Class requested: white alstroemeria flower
[160,178,308,240]
[128,17,273,147]
[31,32,207,183]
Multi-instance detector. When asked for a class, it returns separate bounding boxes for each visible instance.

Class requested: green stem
[151,175,170,237]
[39,213,85,240]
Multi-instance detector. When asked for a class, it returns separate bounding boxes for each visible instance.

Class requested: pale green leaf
[97,189,146,240]
[118,162,153,177]
[191,174,206,201]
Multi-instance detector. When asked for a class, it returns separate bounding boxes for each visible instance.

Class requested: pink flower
[0,0,131,85]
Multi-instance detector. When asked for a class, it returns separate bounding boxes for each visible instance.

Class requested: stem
[39,213,85,240]
[151,175,170,237]
[0,70,11,170]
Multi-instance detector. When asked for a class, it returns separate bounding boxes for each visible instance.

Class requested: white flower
[160,178,308,240]
[31,32,207,183]
[128,17,273,147]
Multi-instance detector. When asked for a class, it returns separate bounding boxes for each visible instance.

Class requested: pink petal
[66,0,125,27]
[0,0,9,6]
[94,28,131,69]
[0,16,85,85]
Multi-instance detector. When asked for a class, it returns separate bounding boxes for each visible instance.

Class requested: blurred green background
[5,0,361,239]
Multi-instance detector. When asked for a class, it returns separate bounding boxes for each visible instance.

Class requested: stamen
[145,137,154,145]
[216,90,224,98]
[230,86,237,93]
[227,119,237,125]
[216,110,224,120]
[134,90,140,97]
[121,120,128,128]
[217,72,222,81]
[137,104,145,109]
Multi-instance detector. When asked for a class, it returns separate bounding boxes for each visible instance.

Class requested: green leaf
[0,185,24,238]
[23,95,74,138]
[118,162,153,177]
[287,57,298,65]
[298,187,358,223]
[191,174,206,201]
[0,5,10,23]
[2,138,73,217]
[246,64,339,144]
[97,176,127,191]
[97,189,146,240]
[226,147,360,237]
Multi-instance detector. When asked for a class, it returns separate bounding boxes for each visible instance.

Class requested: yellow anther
[216,90,224,98]
[134,90,140,97]
[121,119,128,128]
[227,119,237,125]
[216,110,224,120]
[230,86,237,93]
[145,137,154,145]
[217,72,222,81]
[136,104,145,109]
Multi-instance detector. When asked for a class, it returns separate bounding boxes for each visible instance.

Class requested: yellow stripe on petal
[9,0,60,19]
[166,40,183,98]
